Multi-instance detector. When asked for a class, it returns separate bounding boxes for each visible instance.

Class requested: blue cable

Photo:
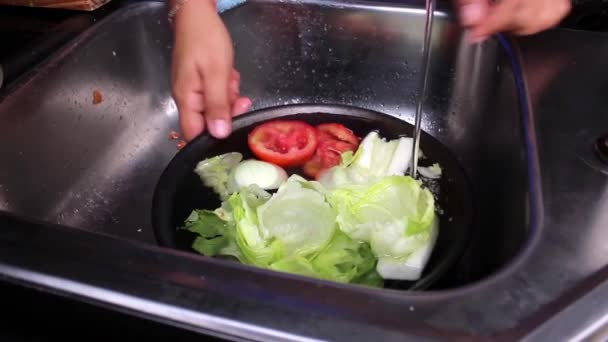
[496,33,543,235]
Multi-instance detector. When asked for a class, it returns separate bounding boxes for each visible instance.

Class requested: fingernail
[460,3,483,26]
[210,119,231,138]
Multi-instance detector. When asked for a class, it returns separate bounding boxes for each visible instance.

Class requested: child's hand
[171,0,252,141]
[457,0,572,42]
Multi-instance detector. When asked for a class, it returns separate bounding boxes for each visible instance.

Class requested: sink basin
[0,0,536,290]
[0,0,547,339]
[0,0,537,288]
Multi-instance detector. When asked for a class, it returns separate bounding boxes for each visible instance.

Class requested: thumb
[202,66,232,139]
[456,0,489,27]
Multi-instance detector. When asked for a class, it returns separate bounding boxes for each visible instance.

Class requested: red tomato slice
[303,154,324,179]
[316,123,360,146]
[303,139,358,179]
[248,120,318,167]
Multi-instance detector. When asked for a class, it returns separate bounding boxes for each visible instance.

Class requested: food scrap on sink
[92,89,103,104]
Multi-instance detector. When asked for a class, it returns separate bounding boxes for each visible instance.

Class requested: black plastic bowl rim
[151,104,475,291]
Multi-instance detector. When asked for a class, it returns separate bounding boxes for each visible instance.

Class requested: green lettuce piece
[228,176,336,268]
[184,209,241,260]
[310,230,379,285]
[319,131,415,189]
[326,176,436,280]
[268,257,319,278]
[352,268,384,287]
[194,152,242,200]
[186,175,383,286]
[256,177,336,257]
[228,185,279,266]
[265,229,382,287]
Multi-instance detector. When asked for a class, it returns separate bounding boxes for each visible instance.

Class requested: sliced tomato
[303,139,358,179]
[316,123,360,146]
[302,154,324,179]
[248,120,318,167]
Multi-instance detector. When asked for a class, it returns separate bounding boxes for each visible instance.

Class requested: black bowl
[152,104,474,290]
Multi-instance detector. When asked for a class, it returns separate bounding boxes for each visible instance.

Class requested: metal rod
[410,0,436,178]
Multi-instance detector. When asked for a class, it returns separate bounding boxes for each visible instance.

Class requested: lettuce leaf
[310,230,380,285]
[187,131,437,284]
[229,176,336,267]
[326,176,436,280]
[184,209,241,260]
[319,131,414,189]
[185,176,382,287]
[194,152,243,200]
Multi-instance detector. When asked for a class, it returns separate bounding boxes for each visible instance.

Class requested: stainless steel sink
[0,0,533,287]
[0,0,554,339]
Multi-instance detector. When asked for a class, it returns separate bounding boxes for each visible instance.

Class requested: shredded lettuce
[257,177,336,257]
[185,131,438,285]
[185,176,381,286]
[319,131,415,189]
[184,209,242,260]
[311,230,380,285]
[326,176,436,280]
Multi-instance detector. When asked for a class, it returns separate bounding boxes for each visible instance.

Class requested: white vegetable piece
[319,131,416,189]
[232,159,288,191]
[418,163,443,179]
[375,215,439,280]
[387,136,413,175]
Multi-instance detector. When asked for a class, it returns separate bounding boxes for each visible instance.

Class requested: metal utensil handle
[410,0,436,177]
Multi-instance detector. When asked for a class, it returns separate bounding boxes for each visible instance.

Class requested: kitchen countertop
[1,0,608,341]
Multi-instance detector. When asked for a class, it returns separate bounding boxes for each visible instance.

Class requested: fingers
[200,59,234,139]
[510,0,572,35]
[469,0,515,41]
[232,97,252,117]
[229,70,240,103]
[457,0,489,27]
[174,67,248,141]
[457,0,572,42]
[173,66,207,142]
[179,103,206,142]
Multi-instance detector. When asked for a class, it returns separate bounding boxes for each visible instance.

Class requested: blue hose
[496,33,543,235]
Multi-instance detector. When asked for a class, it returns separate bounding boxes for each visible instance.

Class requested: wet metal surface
[0,0,511,258]
[0,7,176,242]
